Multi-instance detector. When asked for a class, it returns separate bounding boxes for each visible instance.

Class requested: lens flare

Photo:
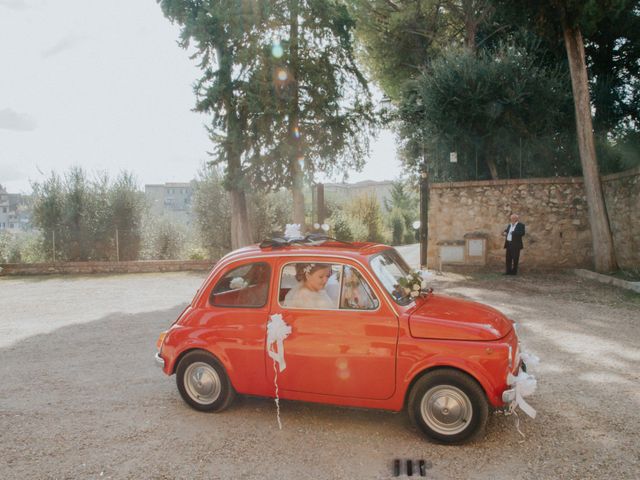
[293,127,300,139]
[271,42,284,58]
[276,68,288,81]
[336,358,350,380]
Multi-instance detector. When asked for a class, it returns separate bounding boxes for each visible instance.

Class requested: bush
[328,209,351,242]
[140,215,186,260]
[0,231,47,264]
[249,189,293,241]
[346,194,388,243]
[389,210,405,245]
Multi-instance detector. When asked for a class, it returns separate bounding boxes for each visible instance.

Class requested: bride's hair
[295,263,331,282]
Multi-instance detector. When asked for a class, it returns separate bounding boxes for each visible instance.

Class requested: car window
[279,262,378,311]
[370,248,413,306]
[340,266,379,310]
[210,262,270,308]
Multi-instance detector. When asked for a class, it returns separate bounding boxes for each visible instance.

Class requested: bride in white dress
[283,263,336,309]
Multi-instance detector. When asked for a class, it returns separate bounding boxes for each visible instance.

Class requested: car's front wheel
[408,368,488,444]
[176,351,235,412]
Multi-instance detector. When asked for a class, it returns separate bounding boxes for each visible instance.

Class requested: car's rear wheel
[176,351,235,412]
[408,368,488,444]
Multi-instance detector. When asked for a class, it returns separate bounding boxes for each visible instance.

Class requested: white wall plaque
[440,245,464,263]
[468,239,485,257]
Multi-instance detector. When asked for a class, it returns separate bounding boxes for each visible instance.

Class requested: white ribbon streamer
[266,314,291,429]
[507,370,537,419]
[267,314,291,372]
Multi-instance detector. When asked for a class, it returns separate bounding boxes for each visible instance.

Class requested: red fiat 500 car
[155,236,533,443]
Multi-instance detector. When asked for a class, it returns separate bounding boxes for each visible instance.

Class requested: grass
[610,269,640,282]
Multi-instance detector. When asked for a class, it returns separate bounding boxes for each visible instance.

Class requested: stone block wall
[0,259,216,276]
[601,169,640,269]
[426,167,639,271]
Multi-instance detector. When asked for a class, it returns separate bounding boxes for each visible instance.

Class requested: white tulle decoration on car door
[266,314,292,429]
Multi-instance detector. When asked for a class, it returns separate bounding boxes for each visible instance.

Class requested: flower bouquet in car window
[395,271,432,303]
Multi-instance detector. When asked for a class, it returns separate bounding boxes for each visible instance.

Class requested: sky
[0,0,400,195]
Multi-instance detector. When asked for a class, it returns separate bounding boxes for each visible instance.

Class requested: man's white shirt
[507,222,518,242]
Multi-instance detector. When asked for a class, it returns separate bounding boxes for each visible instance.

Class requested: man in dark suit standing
[503,214,525,275]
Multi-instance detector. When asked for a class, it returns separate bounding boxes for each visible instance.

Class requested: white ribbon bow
[507,370,538,419]
[267,314,291,372]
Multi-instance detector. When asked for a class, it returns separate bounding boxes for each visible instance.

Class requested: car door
[204,260,273,395]
[267,258,398,400]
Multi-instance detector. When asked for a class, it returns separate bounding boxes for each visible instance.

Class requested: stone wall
[0,259,216,276]
[426,167,640,271]
[601,168,640,269]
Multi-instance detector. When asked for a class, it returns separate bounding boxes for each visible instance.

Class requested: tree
[192,165,232,259]
[31,168,144,262]
[509,0,624,272]
[352,0,501,99]
[384,181,419,243]
[141,215,187,260]
[110,173,144,261]
[157,0,266,248]
[398,44,577,180]
[243,0,376,227]
[347,193,387,243]
[31,172,64,261]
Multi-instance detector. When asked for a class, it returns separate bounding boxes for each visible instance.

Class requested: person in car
[283,263,336,309]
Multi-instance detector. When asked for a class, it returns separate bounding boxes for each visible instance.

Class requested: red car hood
[408,293,512,341]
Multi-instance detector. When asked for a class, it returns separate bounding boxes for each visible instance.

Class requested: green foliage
[191,165,295,256]
[398,44,580,180]
[141,215,186,261]
[0,231,20,263]
[496,0,640,173]
[0,231,50,264]
[31,168,144,261]
[242,0,376,193]
[350,0,493,102]
[192,165,232,259]
[249,189,293,242]
[389,210,405,245]
[346,194,388,243]
[328,208,355,242]
[384,181,419,243]
[159,0,376,233]
[110,173,144,261]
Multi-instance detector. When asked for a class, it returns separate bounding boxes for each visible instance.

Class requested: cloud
[0,0,29,10]
[0,108,37,131]
[41,35,84,59]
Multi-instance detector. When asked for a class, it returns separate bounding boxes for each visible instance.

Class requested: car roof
[219,240,392,264]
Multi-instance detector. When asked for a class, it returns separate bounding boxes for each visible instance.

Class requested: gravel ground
[0,269,638,479]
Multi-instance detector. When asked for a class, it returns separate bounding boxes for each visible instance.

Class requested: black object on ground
[393,459,400,477]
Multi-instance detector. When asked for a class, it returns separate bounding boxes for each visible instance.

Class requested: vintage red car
[155,236,533,443]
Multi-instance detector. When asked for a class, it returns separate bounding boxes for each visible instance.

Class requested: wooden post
[115,228,120,262]
[316,183,325,225]
[419,166,429,269]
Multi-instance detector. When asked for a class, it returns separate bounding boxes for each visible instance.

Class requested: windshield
[369,248,414,306]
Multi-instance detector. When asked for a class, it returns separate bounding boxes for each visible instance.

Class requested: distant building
[144,182,194,226]
[0,184,31,232]
[322,180,394,209]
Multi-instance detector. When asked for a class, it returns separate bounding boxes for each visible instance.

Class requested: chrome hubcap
[184,362,221,405]
[421,385,472,435]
